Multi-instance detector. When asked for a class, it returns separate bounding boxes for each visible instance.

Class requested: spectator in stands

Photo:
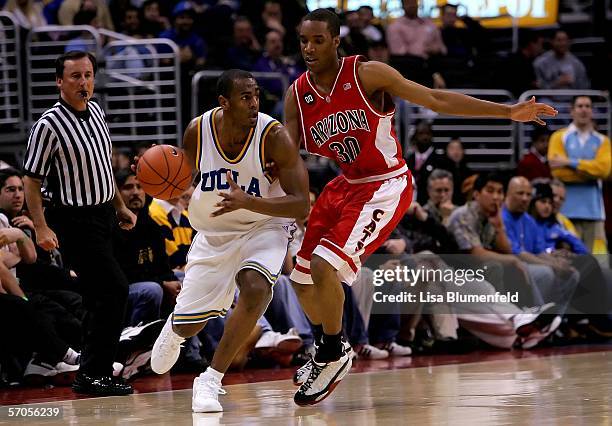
[533,30,590,90]
[140,0,170,39]
[440,137,473,205]
[64,0,99,53]
[226,16,261,70]
[59,0,114,30]
[367,39,390,63]
[529,182,612,318]
[447,173,549,306]
[254,0,286,45]
[112,147,132,172]
[358,5,384,43]
[406,121,446,204]
[149,192,194,273]
[114,170,179,326]
[119,6,142,37]
[386,0,446,59]
[253,30,301,118]
[502,176,579,311]
[550,178,579,236]
[439,3,484,60]
[423,169,456,226]
[517,126,552,181]
[3,0,46,29]
[0,291,80,384]
[529,183,587,254]
[160,2,206,69]
[548,95,611,256]
[339,10,369,57]
[505,30,544,97]
[0,169,84,350]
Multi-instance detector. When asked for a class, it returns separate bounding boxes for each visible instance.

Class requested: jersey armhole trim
[195,115,203,171]
[354,56,396,118]
[259,120,281,183]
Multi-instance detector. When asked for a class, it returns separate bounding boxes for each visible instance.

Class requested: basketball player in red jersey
[285,9,558,406]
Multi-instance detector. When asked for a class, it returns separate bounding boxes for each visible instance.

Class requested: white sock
[62,348,80,365]
[202,367,224,383]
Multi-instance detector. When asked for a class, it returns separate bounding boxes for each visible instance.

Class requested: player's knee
[173,321,205,338]
[237,270,272,306]
[310,255,335,283]
[291,280,314,299]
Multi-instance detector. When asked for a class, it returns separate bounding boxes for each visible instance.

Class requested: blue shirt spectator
[253,30,301,99]
[502,206,546,254]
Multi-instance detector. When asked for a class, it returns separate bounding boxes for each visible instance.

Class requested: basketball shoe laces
[158,331,184,357]
[195,377,227,399]
[301,362,325,392]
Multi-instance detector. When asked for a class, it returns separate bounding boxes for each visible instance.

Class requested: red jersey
[293,55,407,183]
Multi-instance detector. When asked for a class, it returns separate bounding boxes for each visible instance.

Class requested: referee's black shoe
[72,373,134,396]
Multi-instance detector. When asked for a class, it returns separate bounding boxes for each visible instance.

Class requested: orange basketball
[136,145,192,200]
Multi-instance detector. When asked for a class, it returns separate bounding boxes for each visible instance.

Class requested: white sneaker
[24,358,79,378]
[380,342,412,357]
[357,344,389,360]
[294,349,352,406]
[255,328,303,352]
[293,341,351,386]
[24,358,79,386]
[151,315,185,374]
[192,374,226,413]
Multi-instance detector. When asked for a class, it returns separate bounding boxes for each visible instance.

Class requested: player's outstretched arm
[211,124,310,220]
[358,61,557,124]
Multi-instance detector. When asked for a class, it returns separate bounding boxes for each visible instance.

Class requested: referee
[23,51,137,396]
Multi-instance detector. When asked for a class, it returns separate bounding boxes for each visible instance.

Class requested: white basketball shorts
[172,222,294,325]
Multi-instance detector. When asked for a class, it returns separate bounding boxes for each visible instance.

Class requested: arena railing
[25,27,182,147]
[397,89,517,170]
[26,25,102,124]
[517,90,611,156]
[191,70,288,121]
[0,12,25,138]
[102,38,182,147]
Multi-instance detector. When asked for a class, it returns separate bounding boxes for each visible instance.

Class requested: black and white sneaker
[293,341,351,386]
[122,350,153,380]
[293,348,352,406]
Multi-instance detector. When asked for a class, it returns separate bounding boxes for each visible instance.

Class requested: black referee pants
[47,203,129,377]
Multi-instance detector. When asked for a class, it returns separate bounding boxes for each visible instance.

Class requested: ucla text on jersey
[200,168,262,198]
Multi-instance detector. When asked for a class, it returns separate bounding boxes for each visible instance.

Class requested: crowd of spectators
[1,0,611,389]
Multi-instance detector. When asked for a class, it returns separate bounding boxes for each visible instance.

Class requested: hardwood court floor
[3,350,611,425]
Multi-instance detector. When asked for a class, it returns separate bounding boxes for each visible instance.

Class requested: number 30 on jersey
[329,136,361,163]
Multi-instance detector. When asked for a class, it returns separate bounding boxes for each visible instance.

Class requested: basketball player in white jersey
[150,69,310,412]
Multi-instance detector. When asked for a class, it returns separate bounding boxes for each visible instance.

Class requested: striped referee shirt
[23,97,115,207]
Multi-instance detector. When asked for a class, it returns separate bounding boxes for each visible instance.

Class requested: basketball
[136,145,192,200]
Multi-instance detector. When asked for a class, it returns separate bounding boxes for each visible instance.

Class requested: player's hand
[11,215,35,231]
[116,206,137,230]
[130,144,157,173]
[36,225,59,251]
[211,171,253,217]
[510,96,558,125]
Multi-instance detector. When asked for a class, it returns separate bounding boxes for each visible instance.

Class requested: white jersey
[188,108,292,236]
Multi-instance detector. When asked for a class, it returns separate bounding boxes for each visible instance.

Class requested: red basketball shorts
[290,171,413,286]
